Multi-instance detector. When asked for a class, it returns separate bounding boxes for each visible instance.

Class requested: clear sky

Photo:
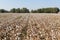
[0,0,60,10]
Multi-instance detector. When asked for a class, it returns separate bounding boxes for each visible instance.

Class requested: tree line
[0,7,59,13]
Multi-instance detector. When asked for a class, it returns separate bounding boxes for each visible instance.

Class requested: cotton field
[0,13,60,40]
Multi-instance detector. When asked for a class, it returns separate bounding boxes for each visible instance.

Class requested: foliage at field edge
[0,7,59,13]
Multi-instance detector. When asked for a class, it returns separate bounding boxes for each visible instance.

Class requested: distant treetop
[0,7,59,13]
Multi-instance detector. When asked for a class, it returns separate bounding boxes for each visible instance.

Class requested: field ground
[0,13,60,40]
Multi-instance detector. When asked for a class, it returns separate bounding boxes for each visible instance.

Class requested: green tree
[31,10,37,13]
[10,8,16,13]
[21,8,30,13]
[15,8,21,13]
[37,7,59,13]
[0,9,8,13]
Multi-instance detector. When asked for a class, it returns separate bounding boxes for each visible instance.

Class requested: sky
[0,0,60,10]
